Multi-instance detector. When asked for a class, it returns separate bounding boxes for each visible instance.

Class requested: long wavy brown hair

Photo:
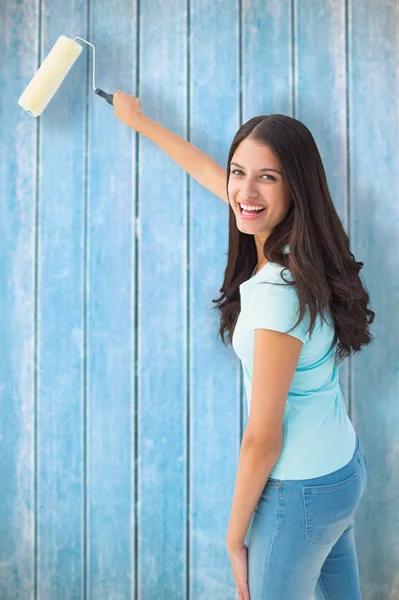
[212,114,375,364]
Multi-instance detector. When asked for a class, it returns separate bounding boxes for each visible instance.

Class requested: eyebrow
[230,161,282,175]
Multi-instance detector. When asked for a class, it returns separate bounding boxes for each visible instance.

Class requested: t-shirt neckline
[240,261,273,288]
[243,243,290,285]
[251,262,271,278]
[240,244,289,288]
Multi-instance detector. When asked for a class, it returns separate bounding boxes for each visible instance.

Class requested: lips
[238,203,266,220]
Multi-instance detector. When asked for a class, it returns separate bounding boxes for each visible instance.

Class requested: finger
[236,587,245,600]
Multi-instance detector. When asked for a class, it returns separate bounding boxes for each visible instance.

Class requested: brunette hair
[212,114,375,364]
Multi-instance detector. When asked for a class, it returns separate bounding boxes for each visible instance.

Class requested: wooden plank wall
[1,0,398,598]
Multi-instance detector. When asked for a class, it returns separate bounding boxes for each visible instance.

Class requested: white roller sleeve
[18,35,83,117]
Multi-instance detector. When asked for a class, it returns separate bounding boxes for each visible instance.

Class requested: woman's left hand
[227,543,250,599]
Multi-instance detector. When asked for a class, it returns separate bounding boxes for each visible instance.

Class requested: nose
[239,177,259,200]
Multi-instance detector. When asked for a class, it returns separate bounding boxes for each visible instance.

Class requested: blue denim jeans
[247,435,368,599]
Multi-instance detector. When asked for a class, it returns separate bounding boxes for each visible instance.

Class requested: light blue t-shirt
[232,257,356,480]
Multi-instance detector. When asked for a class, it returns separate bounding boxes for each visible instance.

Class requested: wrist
[226,533,245,552]
[131,112,150,135]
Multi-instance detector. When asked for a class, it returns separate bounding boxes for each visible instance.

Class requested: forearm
[226,436,280,548]
[133,114,228,202]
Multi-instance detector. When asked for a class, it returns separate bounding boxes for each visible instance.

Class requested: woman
[113,92,374,600]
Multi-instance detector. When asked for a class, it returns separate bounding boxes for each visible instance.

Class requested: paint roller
[18,35,114,117]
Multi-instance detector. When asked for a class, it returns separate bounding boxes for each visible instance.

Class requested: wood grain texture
[138,1,187,599]
[189,1,240,598]
[348,1,399,596]
[35,4,89,599]
[1,0,398,598]
[0,0,39,598]
[86,0,137,599]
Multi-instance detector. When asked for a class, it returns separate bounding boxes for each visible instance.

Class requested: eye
[229,169,276,181]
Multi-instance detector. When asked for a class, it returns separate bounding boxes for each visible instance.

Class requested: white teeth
[240,203,264,211]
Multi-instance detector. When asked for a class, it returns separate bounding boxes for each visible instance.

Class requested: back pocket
[302,472,358,544]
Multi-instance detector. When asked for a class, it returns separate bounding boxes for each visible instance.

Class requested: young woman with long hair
[113,91,374,600]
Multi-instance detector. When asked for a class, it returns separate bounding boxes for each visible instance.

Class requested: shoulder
[253,264,310,343]
[255,263,297,298]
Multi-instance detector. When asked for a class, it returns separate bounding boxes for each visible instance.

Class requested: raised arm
[113,91,229,204]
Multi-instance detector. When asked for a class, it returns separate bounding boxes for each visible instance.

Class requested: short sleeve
[253,281,310,344]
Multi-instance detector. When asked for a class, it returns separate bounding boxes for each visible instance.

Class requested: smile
[238,202,266,220]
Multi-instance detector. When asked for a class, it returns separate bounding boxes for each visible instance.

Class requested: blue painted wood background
[1,0,398,598]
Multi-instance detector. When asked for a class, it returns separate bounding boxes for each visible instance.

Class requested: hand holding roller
[18,35,114,117]
[112,91,144,130]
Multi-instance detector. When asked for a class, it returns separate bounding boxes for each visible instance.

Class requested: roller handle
[95,88,114,106]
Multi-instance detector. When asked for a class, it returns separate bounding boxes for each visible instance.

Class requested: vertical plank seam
[133,0,141,597]
[238,0,244,448]
[34,0,43,598]
[345,0,353,419]
[291,0,297,118]
[83,0,91,597]
[185,0,191,598]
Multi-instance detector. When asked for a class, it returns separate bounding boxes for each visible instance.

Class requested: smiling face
[228,138,292,246]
